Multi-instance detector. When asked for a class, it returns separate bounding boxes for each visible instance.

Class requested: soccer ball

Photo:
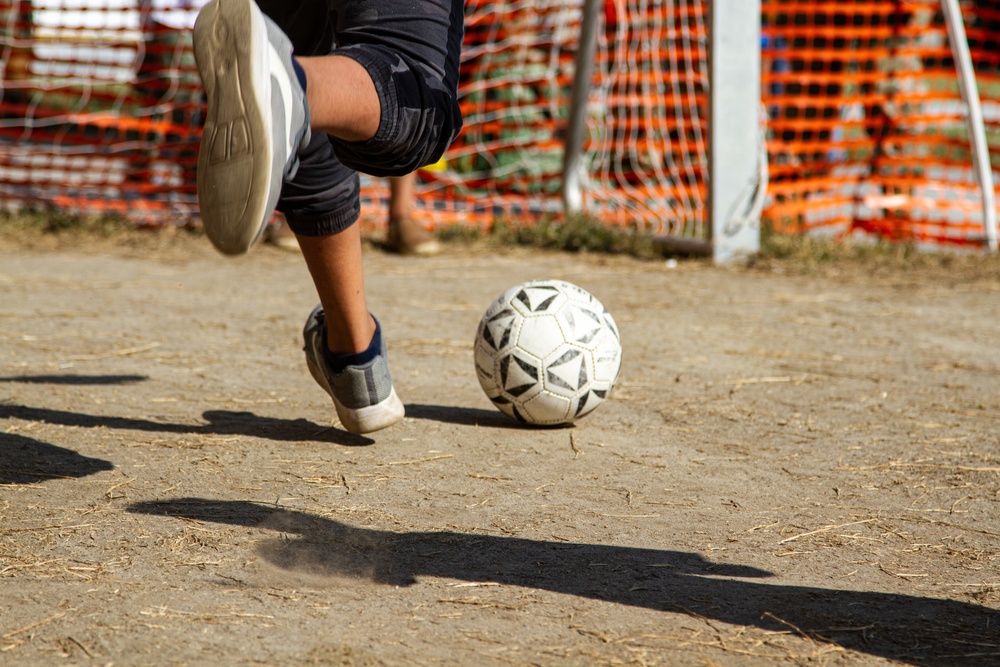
[474,279,622,425]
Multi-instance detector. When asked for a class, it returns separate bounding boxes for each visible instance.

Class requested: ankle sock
[291,56,308,93]
[324,318,381,374]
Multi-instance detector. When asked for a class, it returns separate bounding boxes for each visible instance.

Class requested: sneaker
[193,0,310,255]
[303,306,405,435]
[386,216,441,256]
[264,215,300,251]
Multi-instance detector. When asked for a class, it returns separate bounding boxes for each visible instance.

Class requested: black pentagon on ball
[482,307,516,350]
[516,285,560,313]
[544,348,587,391]
[500,353,540,397]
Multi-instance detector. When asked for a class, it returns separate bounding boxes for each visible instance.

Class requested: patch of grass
[0,206,212,259]
[0,206,131,237]
[760,226,919,264]
[437,214,660,259]
[758,221,931,266]
[754,221,1000,282]
[434,221,488,245]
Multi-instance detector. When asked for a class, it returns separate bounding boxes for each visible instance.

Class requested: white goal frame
[707,0,762,263]
[940,0,998,252]
[564,0,763,264]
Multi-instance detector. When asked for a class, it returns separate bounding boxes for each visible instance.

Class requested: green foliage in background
[0,206,131,236]
[437,213,660,259]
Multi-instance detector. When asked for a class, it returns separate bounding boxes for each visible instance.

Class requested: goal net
[1,1,998,249]
[436,0,709,238]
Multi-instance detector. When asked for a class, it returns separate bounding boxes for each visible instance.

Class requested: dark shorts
[255,0,465,236]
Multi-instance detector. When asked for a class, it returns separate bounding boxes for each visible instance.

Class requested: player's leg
[298,226,405,435]
[260,1,405,434]
[192,0,461,254]
[192,0,463,433]
[289,0,462,432]
[290,0,463,432]
[269,100,404,435]
[297,231,406,434]
[386,174,441,256]
[192,0,312,255]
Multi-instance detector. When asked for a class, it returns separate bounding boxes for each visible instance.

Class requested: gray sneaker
[193,0,310,255]
[303,306,405,435]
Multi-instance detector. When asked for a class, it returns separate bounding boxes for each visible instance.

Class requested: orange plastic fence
[762,0,1000,248]
[1,1,203,221]
[1,0,997,247]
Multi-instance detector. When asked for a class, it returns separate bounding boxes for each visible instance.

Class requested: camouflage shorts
[256,0,465,236]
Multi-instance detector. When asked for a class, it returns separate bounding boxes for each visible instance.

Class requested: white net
[400,0,709,237]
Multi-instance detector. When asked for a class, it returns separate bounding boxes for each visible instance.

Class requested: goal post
[562,0,601,218]
[940,0,998,252]
[563,0,764,264]
[707,0,762,263]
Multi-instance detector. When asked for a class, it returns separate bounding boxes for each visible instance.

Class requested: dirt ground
[1,227,999,666]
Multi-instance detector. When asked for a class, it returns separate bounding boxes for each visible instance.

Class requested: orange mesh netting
[762,0,1000,248]
[1,1,202,221]
[1,1,998,247]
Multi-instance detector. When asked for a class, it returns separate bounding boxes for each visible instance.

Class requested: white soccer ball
[474,279,622,426]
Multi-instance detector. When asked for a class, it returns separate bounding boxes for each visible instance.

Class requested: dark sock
[324,319,381,374]
[291,56,308,93]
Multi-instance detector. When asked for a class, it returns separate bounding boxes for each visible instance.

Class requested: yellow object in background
[421,157,448,173]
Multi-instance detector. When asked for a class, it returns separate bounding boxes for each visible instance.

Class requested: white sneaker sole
[194,0,275,255]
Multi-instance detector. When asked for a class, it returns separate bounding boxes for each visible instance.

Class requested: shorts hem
[282,204,360,237]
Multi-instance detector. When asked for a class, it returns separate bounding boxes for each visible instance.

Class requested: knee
[330,50,463,177]
[334,89,462,178]
[376,83,463,175]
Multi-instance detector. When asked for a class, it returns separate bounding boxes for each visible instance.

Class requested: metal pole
[562,0,603,216]
[709,0,762,263]
[941,0,998,252]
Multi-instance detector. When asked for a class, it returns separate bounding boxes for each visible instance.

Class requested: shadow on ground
[0,403,374,446]
[0,401,536,446]
[404,403,536,429]
[0,433,114,483]
[129,498,999,667]
[0,373,148,385]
